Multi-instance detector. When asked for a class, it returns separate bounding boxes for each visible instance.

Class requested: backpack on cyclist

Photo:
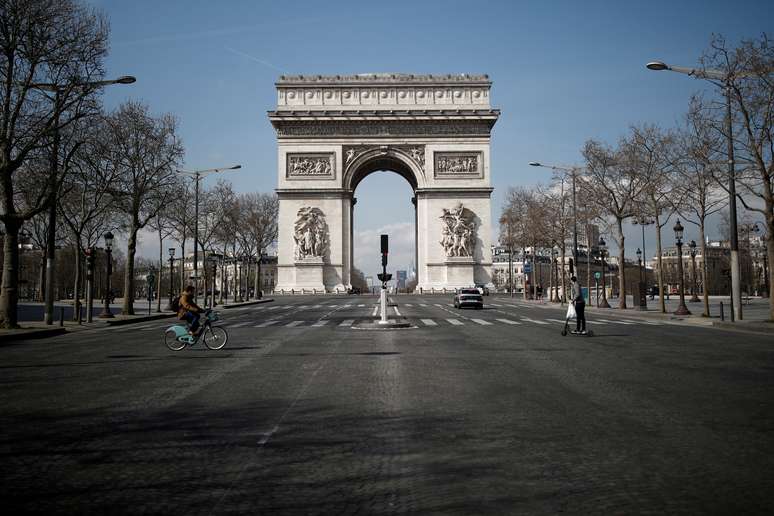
[170,295,181,313]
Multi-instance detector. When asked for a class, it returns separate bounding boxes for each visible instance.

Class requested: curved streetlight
[529,161,580,274]
[688,240,700,303]
[176,165,242,300]
[98,231,115,318]
[646,58,745,320]
[31,75,136,325]
[598,236,610,308]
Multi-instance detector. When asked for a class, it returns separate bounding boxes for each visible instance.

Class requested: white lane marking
[598,318,633,325]
[496,318,521,325]
[393,306,402,316]
[471,318,493,325]
[296,305,308,309]
[339,319,354,327]
[312,320,329,327]
[230,321,253,328]
[267,306,282,310]
[420,318,438,326]
[357,304,365,307]
[446,318,464,325]
[419,303,428,307]
[342,304,352,308]
[490,303,502,307]
[133,324,154,330]
[520,318,549,325]
[371,305,378,317]
[404,303,413,307]
[546,318,568,324]
[254,320,279,328]
[434,303,443,307]
[285,320,303,327]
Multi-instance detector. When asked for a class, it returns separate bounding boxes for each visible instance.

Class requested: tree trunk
[560,243,566,303]
[156,230,163,313]
[699,221,710,317]
[180,235,186,289]
[38,251,46,302]
[220,245,227,304]
[72,237,82,321]
[0,224,21,328]
[655,220,665,313]
[767,228,774,322]
[255,256,261,299]
[123,226,138,315]
[616,218,627,309]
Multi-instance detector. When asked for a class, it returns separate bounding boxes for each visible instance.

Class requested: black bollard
[720,301,724,321]
[59,307,64,326]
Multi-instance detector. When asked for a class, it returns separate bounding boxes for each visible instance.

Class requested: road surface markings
[393,306,402,316]
[339,319,355,327]
[312,320,329,327]
[495,318,521,325]
[434,303,443,307]
[598,318,633,325]
[471,318,493,325]
[404,303,413,307]
[230,321,253,328]
[419,303,428,307]
[371,305,378,317]
[546,318,567,324]
[520,318,549,325]
[446,318,464,325]
[285,320,303,327]
[420,318,438,326]
[254,320,279,328]
[490,303,502,307]
[357,304,365,307]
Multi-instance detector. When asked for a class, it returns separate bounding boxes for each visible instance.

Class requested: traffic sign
[523,263,532,273]
[595,272,601,279]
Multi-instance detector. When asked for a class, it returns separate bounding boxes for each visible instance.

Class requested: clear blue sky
[92,0,773,276]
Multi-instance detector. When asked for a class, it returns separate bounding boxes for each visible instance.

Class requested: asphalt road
[1,295,772,514]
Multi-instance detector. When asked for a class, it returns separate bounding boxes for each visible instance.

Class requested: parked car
[475,284,490,296]
[347,287,361,295]
[454,288,483,309]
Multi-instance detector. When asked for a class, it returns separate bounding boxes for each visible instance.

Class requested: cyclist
[178,285,204,336]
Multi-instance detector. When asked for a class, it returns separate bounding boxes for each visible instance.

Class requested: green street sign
[594,272,601,279]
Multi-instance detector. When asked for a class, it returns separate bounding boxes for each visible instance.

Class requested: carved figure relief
[440,203,476,258]
[287,153,334,178]
[293,207,328,260]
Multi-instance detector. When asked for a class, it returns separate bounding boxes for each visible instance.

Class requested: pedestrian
[570,276,586,335]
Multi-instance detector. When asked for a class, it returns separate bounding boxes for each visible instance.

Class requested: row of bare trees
[500,35,773,320]
[0,0,277,327]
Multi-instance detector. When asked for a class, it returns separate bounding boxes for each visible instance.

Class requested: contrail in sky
[224,46,288,74]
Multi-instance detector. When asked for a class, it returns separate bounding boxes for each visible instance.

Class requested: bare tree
[0,0,108,327]
[672,101,727,316]
[149,200,177,312]
[582,137,650,309]
[58,118,119,319]
[212,181,237,304]
[700,34,774,320]
[632,124,678,313]
[104,101,183,315]
[242,192,278,298]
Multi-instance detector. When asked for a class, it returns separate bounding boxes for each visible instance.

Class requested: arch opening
[350,168,418,293]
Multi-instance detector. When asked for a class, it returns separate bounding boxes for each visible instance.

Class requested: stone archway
[268,73,500,293]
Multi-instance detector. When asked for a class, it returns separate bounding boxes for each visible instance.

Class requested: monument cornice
[276,73,492,87]
[415,187,494,198]
[268,108,500,120]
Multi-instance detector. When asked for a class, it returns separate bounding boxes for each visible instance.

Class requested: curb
[0,326,67,344]
[712,320,774,334]
[103,313,177,326]
[221,298,274,309]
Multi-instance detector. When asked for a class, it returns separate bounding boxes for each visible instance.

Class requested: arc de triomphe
[268,74,499,293]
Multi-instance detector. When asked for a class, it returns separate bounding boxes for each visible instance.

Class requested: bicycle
[164,310,228,351]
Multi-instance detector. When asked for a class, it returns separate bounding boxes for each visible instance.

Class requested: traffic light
[85,248,95,279]
[381,234,388,266]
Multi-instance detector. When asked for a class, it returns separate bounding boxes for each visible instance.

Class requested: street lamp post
[598,237,610,308]
[175,165,241,301]
[647,60,744,320]
[31,75,136,325]
[208,255,218,308]
[98,231,115,318]
[166,248,176,310]
[689,240,700,302]
[530,162,579,271]
[636,247,646,311]
[632,216,653,310]
[673,221,691,316]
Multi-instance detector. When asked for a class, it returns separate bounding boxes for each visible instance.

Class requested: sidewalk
[492,294,773,335]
